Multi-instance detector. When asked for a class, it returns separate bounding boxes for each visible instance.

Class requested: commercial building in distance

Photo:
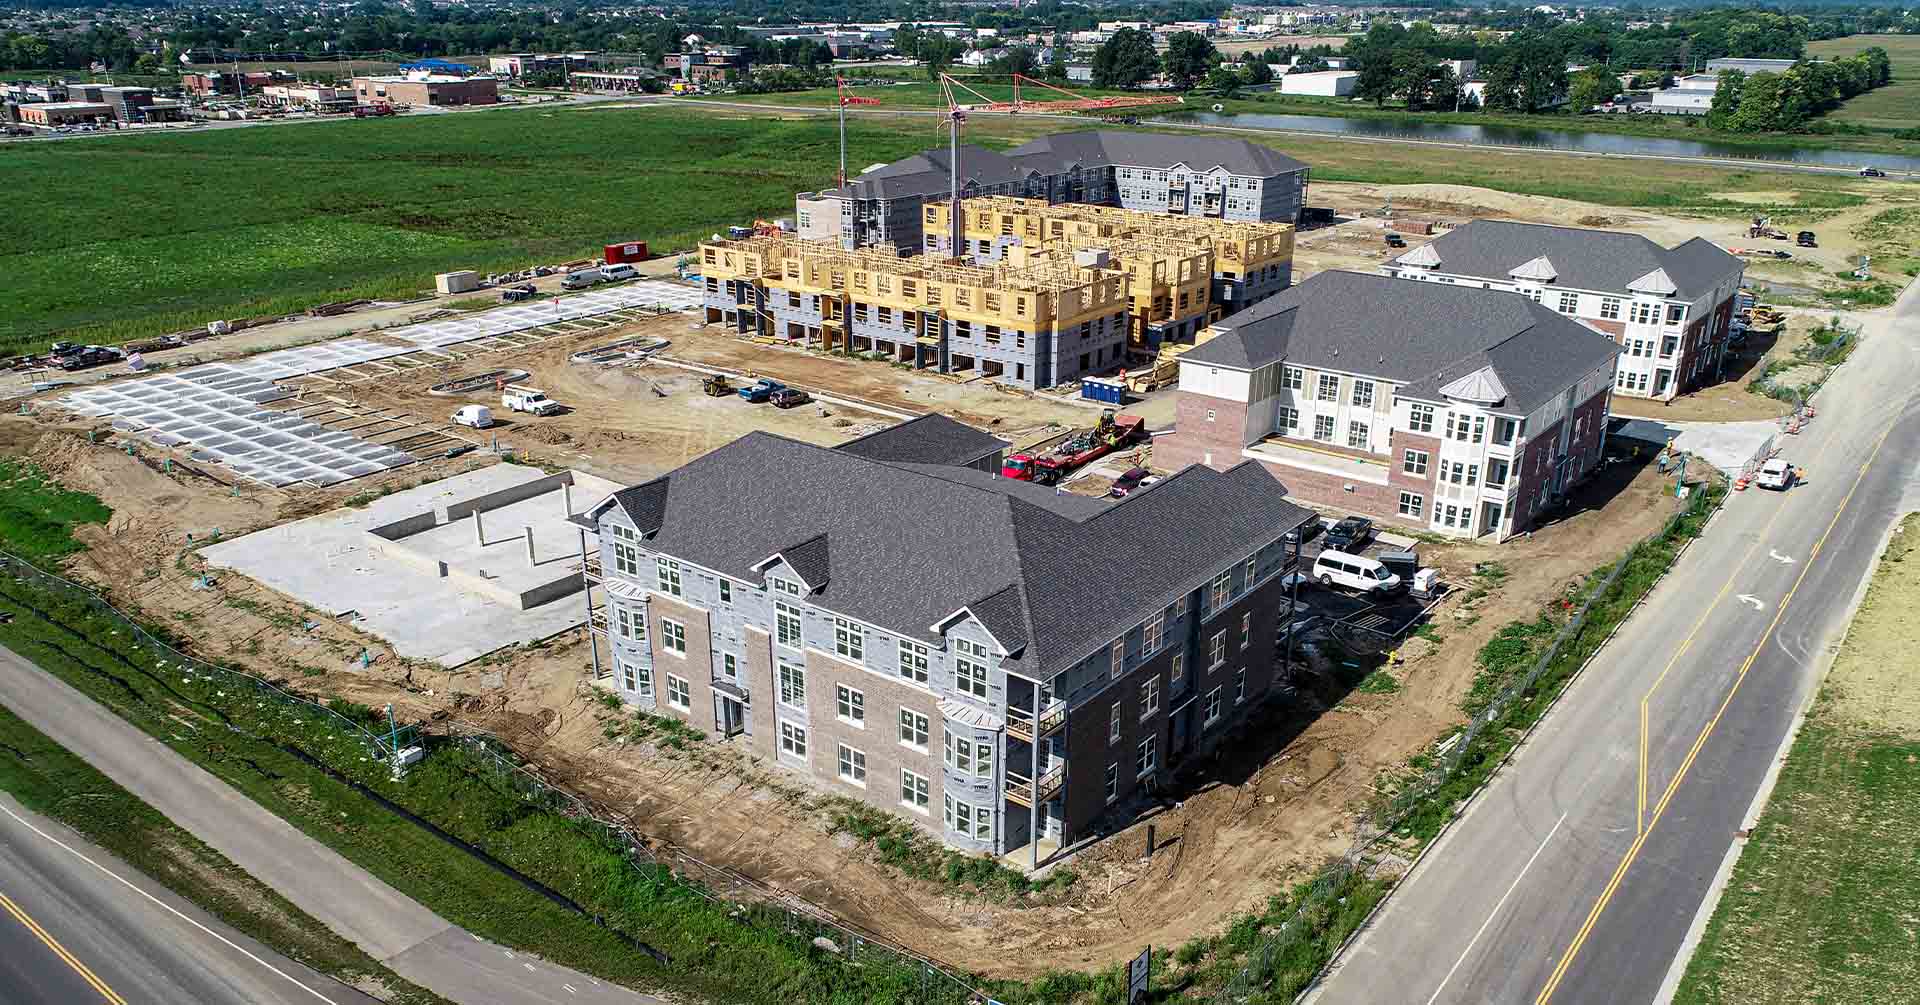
[351,73,499,108]
[1383,220,1744,401]
[921,196,1297,350]
[796,130,1310,254]
[15,101,111,126]
[698,234,1133,388]
[1157,271,1622,540]
[578,416,1316,858]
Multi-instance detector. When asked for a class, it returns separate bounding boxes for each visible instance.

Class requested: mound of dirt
[517,425,574,445]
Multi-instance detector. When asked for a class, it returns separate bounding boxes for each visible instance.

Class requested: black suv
[1323,516,1374,553]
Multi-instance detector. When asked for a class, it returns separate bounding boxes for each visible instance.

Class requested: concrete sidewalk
[0,646,659,1005]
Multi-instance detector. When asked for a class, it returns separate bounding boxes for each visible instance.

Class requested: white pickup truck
[501,387,563,416]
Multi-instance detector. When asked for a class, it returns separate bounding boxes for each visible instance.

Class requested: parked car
[58,346,123,371]
[499,283,536,303]
[560,267,603,290]
[1108,466,1156,498]
[1324,516,1375,553]
[1285,519,1325,546]
[738,378,785,403]
[600,263,639,282]
[1796,231,1817,248]
[1384,232,1407,249]
[48,341,82,358]
[1754,457,1797,490]
[770,387,813,409]
[1312,550,1403,595]
[452,405,494,429]
[1860,166,1886,177]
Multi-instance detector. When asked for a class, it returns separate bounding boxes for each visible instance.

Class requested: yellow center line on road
[0,891,128,1005]
[1536,414,1900,1005]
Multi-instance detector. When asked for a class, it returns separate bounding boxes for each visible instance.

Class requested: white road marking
[525,963,536,972]
[0,803,343,1003]
[564,984,578,994]
[1768,549,1796,564]
[1423,812,1569,1005]
[1737,594,1767,610]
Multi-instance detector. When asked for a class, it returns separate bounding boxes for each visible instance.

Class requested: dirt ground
[0,404,1688,978]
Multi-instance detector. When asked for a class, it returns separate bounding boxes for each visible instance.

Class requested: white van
[600,263,638,282]
[452,405,494,429]
[1312,550,1402,594]
[560,268,603,290]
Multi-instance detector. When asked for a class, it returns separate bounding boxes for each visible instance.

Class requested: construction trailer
[698,234,1134,389]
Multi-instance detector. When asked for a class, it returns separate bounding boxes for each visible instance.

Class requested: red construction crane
[939,72,1183,115]
[834,76,883,188]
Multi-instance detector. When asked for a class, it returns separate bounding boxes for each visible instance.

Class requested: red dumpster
[603,241,649,264]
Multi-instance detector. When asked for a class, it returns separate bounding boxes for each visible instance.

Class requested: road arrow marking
[1738,594,1767,610]
[1769,549,1795,564]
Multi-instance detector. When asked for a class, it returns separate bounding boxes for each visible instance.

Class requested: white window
[1467,464,1479,486]
[1206,408,1216,423]
[1141,613,1163,655]
[1403,449,1428,476]
[665,674,690,711]
[720,652,738,680]
[656,558,683,597]
[613,541,639,576]
[1472,416,1486,444]
[1139,678,1160,719]
[1210,571,1231,611]
[1278,406,1300,432]
[1244,555,1257,589]
[775,601,802,649]
[717,578,732,604]
[899,710,929,749]
[1109,702,1121,744]
[1235,668,1247,703]
[945,794,970,832]
[973,738,992,778]
[1136,735,1157,778]
[1240,611,1252,649]
[1558,291,1578,314]
[615,606,643,640]
[779,720,807,759]
[1210,630,1226,668]
[1398,492,1425,518]
[1316,373,1339,402]
[900,768,930,812]
[954,640,990,698]
[1347,420,1369,449]
[1631,301,1657,325]
[1667,303,1686,324]
[1408,403,1435,433]
[1106,762,1120,803]
[833,617,863,662]
[620,658,642,694]
[837,744,867,786]
[1600,298,1621,320]
[1204,686,1223,726]
[1170,652,1186,690]
[835,684,865,726]
[974,804,992,841]
[1174,595,1189,618]
[772,578,801,596]
[661,619,686,655]
[1283,366,1303,390]
[898,640,929,684]
[778,662,806,708]
[1110,638,1126,678]
[1352,380,1374,408]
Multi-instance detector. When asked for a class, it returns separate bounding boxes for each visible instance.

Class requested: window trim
[835,684,865,728]
[899,709,929,750]
[660,618,687,657]
[779,719,808,760]
[837,743,867,787]
[900,768,930,814]
[665,673,690,712]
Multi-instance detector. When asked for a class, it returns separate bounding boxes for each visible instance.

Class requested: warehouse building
[577,417,1317,859]
[796,130,1310,254]
[1157,271,1623,540]
[351,73,498,108]
[1383,220,1744,401]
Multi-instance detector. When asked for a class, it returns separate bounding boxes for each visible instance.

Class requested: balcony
[1005,762,1064,808]
[582,552,603,583]
[1005,699,1066,744]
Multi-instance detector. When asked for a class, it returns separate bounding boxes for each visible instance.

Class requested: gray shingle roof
[834,413,1007,468]
[608,432,1312,678]
[1406,220,1742,299]
[837,143,1030,201]
[1008,130,1309,178]
[1183,270,1623,414]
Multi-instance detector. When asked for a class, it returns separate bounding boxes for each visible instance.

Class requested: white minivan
[1312,550,1402,594]
[452,405,494,429]
[560,268,603,290]
[600,263,638,282]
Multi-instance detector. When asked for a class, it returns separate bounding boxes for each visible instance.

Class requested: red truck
[1002,411,1145,486]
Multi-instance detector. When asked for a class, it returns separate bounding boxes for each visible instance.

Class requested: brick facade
[1156,392,1251,472]
[801,650,946,833]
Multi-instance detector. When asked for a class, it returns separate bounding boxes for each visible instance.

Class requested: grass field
[1674,512,1920,1005]
[0,458,112,565]
[1,103,1889,354]
[0,702,447,1005]
[691,79,1150,109]
[1807,34,1920,132]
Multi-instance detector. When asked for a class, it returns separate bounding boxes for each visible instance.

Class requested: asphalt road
[0,792,382,1005]
[1308,276,1920,1005]
[0,649,660,1005]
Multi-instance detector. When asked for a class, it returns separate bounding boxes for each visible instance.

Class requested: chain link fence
[1208,482,1723,1003]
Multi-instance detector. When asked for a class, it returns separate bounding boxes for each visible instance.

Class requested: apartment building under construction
[921,197,1297,351]
[699,235,1133,388]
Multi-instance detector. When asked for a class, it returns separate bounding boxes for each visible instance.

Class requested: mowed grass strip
[1674,512,1920,1005]
[1807,34,1920,131]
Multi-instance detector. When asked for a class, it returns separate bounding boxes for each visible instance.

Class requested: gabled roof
[1508,255,1558,282]
[1007,130,1309,178]
[1396,243,1442,268]
[1412,220,1742,299]
[1627,267,1677,296]
[598,432,1313,678]
[1182,270,1622,414]
[1438,365,1508,405]
[834,413,1006,468]
[835,143,1028,201]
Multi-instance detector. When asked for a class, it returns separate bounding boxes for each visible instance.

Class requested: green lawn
[1675,513,1920,1004]
[0,458,112,566]
[1806,34,1920,131]
[692,79,1153,110]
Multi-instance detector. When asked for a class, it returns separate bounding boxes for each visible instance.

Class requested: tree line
[1706,48,1894,132]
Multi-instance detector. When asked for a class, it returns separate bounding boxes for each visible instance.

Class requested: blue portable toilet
[1081,376,1126,405]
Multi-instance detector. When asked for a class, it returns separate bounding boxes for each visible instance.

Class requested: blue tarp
[399,58,475,75]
